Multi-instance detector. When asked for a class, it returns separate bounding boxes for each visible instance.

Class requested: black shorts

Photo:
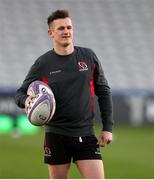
[44,132,102,165]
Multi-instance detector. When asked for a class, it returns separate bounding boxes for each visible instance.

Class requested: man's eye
[67,26,72,30]
[57,26,72,31]
[58,27,65,30]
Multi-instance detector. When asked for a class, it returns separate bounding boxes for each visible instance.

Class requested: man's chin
[62,42,71,47]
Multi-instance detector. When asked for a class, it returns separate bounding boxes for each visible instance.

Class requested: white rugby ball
[27,93,56,126]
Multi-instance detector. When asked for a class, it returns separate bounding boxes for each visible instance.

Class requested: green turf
[101,125,154,178]
[0,125,154,178]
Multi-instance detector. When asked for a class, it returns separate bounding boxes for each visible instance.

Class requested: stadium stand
[0,0,154,91]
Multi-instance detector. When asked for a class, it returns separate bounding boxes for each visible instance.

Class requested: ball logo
[41,87,46,93]
[39,114,47,121]
[78,62,88,71]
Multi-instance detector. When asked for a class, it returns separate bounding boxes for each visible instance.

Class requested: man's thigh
[72,135,104,178]
[76,159,104,179]
[48,163,71,179]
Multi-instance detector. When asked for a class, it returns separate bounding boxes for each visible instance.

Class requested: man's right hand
[25,94,36,113]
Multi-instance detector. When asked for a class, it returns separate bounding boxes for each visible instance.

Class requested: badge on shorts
[44,146,51,157]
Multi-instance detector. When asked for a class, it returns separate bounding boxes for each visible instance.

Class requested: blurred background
[0,0,154,178]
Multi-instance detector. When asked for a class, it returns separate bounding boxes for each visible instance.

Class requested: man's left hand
[97,131,113,147]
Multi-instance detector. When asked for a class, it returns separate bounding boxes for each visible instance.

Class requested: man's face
[48,17,73,47]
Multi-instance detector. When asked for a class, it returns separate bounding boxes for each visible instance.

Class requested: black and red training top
[15,46,113,136]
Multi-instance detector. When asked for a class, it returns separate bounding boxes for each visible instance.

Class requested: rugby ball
[27,80,54,96]
[27,93,55,126]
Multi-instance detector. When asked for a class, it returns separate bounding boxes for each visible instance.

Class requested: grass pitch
[0,125,154,178]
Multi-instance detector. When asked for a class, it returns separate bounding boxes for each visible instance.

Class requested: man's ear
[48,28,53,38]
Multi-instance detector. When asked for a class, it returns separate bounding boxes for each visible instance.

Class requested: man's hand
[97,131,113,147]
[25,94,36,113]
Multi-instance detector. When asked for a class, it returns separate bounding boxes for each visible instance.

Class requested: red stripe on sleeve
[41,76,49,84]
[90,66,96,112]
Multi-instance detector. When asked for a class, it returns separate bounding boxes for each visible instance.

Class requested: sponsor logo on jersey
[50,70,62,75]
[78,62,88,71]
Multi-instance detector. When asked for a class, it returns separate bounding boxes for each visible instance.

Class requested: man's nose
[63,28,69,33]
